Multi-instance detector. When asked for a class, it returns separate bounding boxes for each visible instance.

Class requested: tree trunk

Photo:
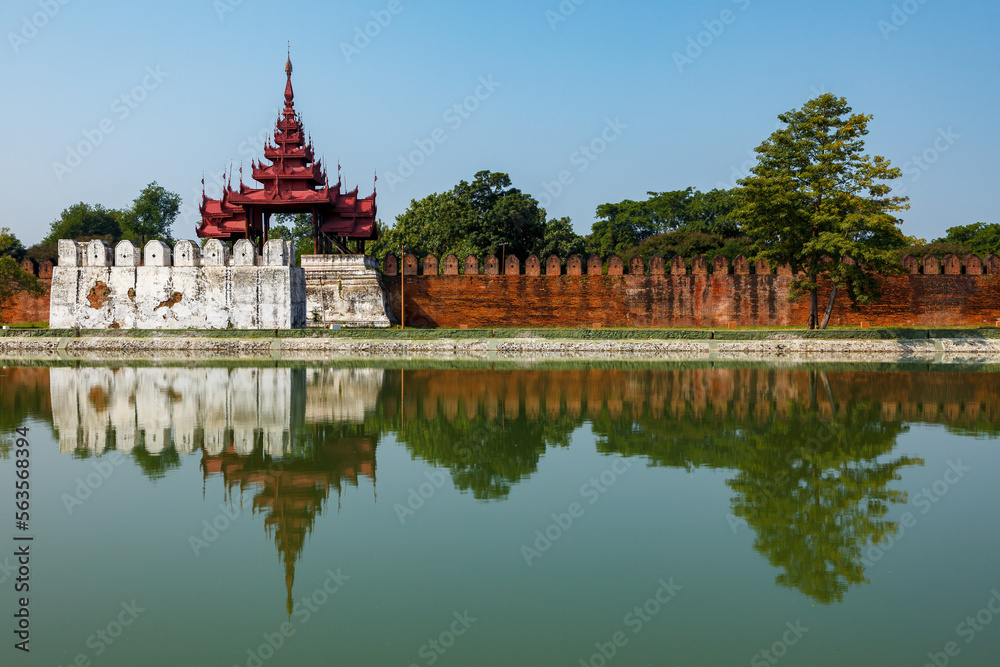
[808,289,818,330]
[820,370,836,415]
[820,285,837,330]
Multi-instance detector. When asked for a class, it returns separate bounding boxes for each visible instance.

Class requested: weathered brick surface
[2,278,51,323]
[387,274,1000,328]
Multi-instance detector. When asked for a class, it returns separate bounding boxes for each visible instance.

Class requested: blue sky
[1,0,997,247]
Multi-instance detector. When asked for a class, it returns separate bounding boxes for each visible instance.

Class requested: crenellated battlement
[56,238,296,269]
[381,252,1000,277]
[50,239,304,330]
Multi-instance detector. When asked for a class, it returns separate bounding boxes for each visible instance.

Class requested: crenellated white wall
[50,239,306,329]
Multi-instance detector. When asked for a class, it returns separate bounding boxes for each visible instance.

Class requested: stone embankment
[2,335,1000,364]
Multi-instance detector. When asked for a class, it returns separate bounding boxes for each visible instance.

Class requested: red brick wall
[8,253,999,328]
[2,260,51,324]
[2,285,50,324]
[386,274,1000,329]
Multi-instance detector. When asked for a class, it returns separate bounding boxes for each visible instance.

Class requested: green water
[1,363,999,666]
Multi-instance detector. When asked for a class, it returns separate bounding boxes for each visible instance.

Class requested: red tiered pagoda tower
[197,54,378,254]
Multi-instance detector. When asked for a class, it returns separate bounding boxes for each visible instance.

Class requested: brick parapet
[381,252,1000,277]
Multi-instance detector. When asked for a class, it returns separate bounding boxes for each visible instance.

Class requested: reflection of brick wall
[2,259,52,324]
[386,274,1000,329]
[392,369,1000,429]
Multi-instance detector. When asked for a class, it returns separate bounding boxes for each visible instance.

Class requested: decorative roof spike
[284,50,294,106]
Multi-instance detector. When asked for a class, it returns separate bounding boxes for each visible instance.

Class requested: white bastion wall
[50,239,306,330]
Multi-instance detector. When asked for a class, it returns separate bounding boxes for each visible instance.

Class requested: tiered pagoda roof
[197,55,377,248]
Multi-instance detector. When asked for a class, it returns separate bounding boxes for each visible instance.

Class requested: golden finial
[285,42,293,75]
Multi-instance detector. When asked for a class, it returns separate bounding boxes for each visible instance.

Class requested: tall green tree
[119,182,180,248]
[734,94,910,329]
[0,256,46,324]
[370,171,581,263]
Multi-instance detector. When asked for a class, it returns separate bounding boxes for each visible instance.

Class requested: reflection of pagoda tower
[202,433,376,614]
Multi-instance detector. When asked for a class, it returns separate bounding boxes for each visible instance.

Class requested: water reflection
[4,363,999,606]
[201,425,376,614]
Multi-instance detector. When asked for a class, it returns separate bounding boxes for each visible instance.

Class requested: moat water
[1,362,999,666]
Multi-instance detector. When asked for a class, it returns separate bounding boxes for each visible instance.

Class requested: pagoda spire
[284,46,294,109]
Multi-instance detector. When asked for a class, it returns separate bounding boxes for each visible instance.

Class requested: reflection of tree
[378,370,580,500]
[592,371,923,604]
[727,400,920,604]
[0,366,51,458]
[131,443,181,480]
[389,413,575,500]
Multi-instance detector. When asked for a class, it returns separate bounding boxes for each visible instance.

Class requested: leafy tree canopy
[40,202,123,249]
[588,188,740,258]
[625,230,752,265]
[734,94,910,328]
[119,181,180,248]
[935,222,1000,257]
[31,183,179,262]
[370,171,585,264]
[0,228,26,261]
